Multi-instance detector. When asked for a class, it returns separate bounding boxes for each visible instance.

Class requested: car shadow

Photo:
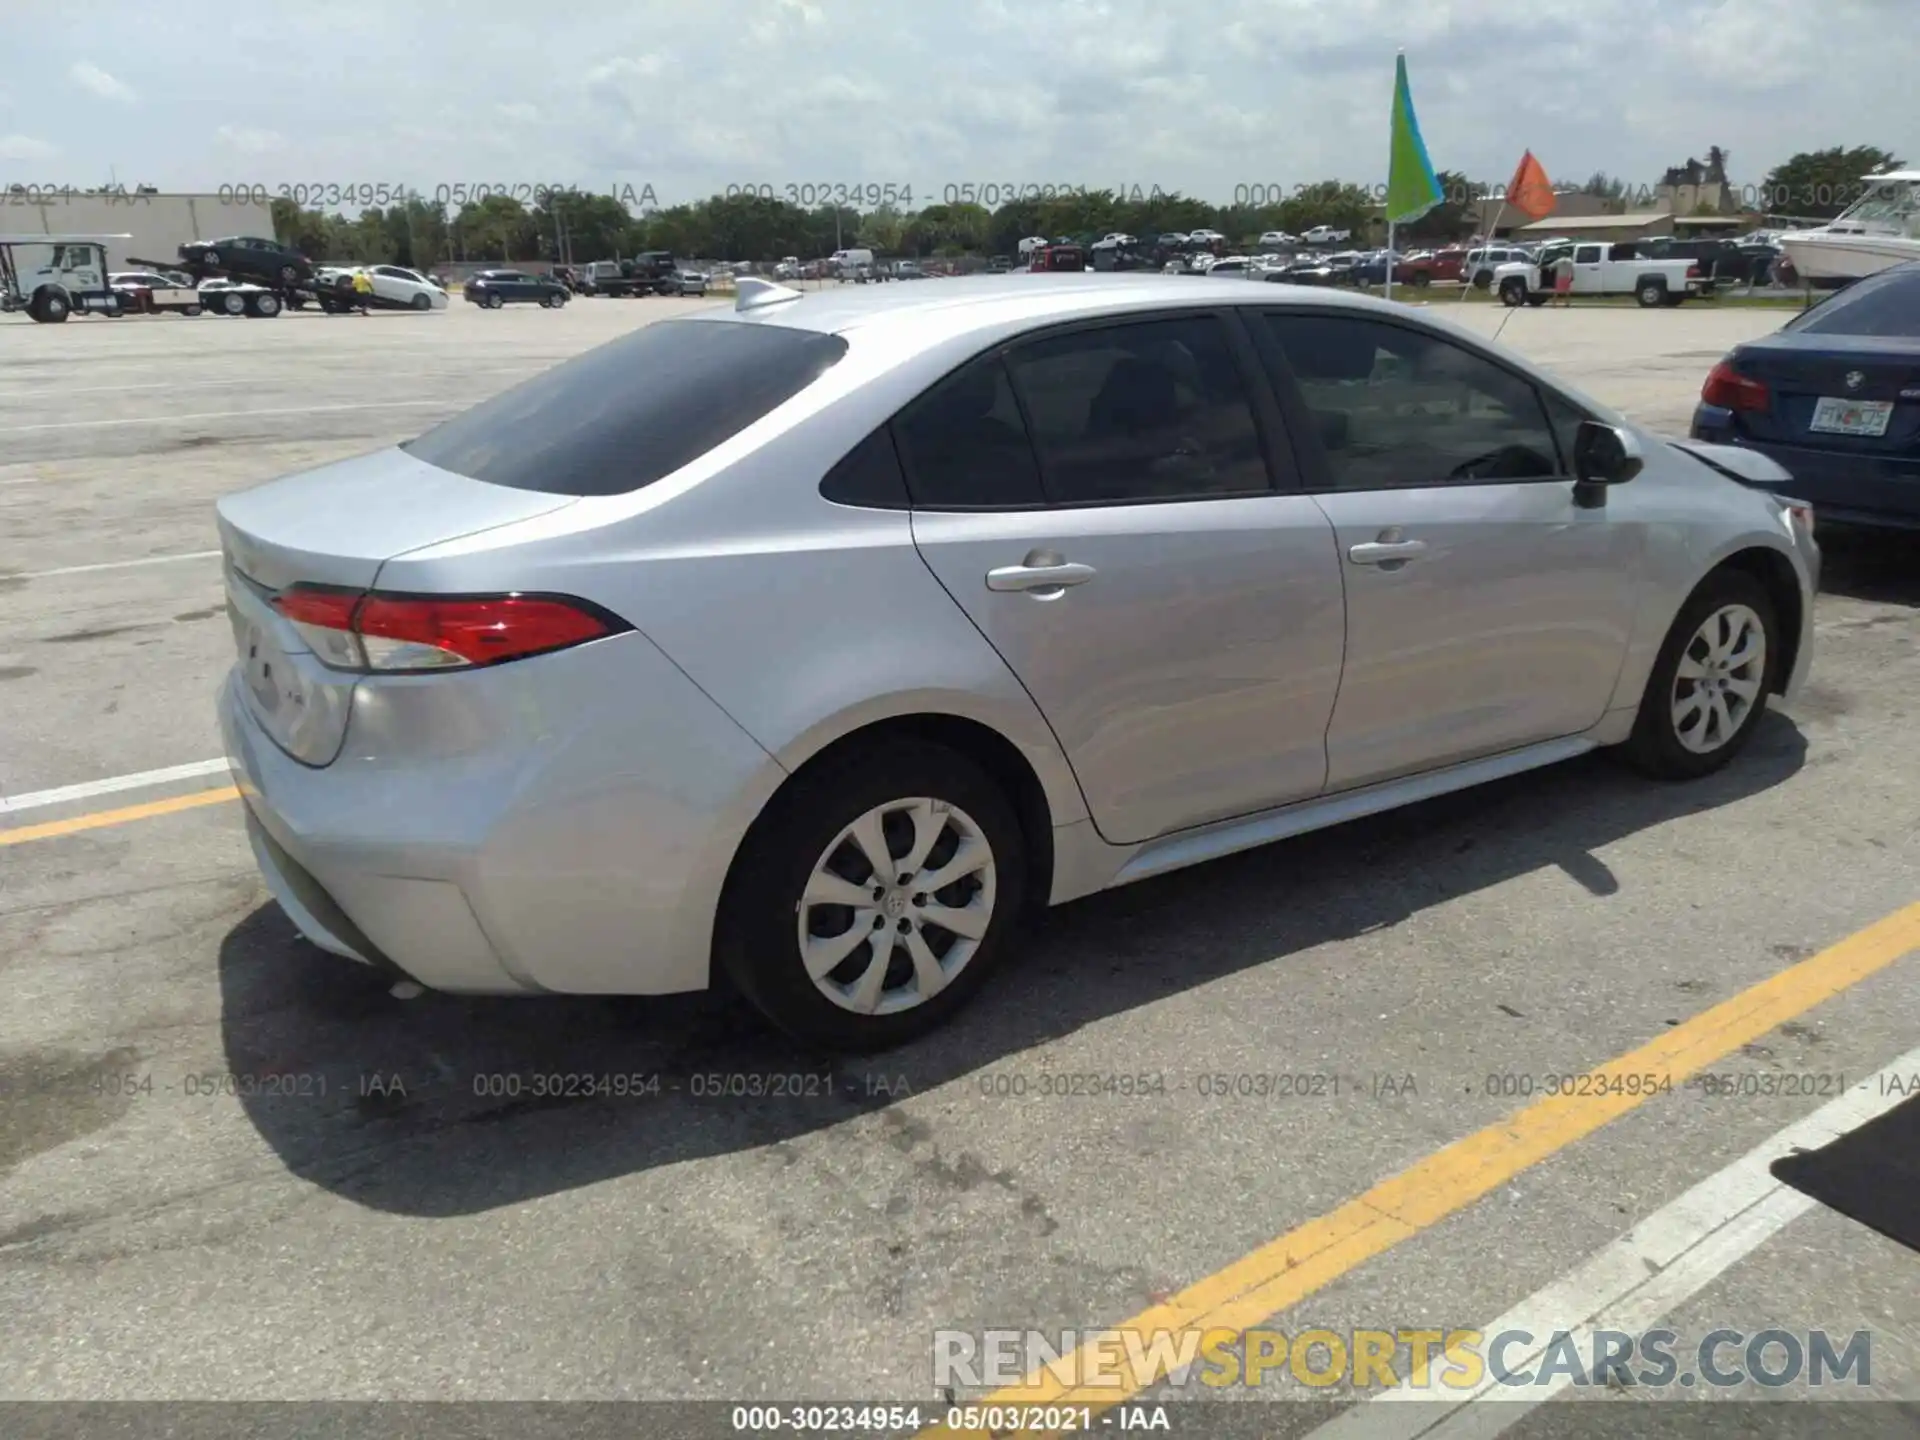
[1815,526,1920,608]
[219,715,1808,1216]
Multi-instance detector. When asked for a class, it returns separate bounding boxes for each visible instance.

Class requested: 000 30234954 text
[205,181,658,209]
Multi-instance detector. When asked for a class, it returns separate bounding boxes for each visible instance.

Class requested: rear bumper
[218,630,787,997]
[1689,410,1920,530]
[221,671,530,994]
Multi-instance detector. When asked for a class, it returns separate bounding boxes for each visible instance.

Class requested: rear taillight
[1686,263,1702,277]
[1702,359,1770,413]
[272,586,627,674]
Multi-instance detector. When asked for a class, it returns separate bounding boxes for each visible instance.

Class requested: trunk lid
[216,446,578,765]
[1729,334,1920,454]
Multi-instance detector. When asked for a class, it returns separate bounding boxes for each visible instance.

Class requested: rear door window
[1004,315,1271,504]
[891,357,1046,508]
[403,319,849,496]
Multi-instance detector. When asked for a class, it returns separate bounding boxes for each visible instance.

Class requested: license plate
[1809,396,1893,437]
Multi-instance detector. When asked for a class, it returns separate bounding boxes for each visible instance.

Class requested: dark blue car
[1691,262,1920,530]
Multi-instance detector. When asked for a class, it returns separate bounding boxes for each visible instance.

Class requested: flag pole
[1464,186,1509,301]
[1386,47,1441,306]
[1385,46,1398,303]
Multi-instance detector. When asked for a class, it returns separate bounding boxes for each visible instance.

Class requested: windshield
[1831,179,1920,227]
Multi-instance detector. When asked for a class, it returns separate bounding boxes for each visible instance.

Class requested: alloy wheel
[1671,603,1767,754]
[796,797,996,1016]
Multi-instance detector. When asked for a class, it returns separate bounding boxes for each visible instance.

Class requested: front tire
[411,292,431,310]
[1623,571,1777,780]
[717,740,1028,1051]
[1499,278,1527,307]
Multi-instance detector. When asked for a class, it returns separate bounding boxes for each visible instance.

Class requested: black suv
[462,270,571,308]
[179,236,314,286]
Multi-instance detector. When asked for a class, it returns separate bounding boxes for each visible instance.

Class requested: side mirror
[1572,420,1645,487]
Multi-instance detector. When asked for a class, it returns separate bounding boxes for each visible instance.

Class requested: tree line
[267,146,1903,270]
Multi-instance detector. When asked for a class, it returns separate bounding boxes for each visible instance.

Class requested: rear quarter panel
[369,324,1098,828]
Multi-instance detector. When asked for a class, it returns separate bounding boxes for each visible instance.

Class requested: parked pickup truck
[1494,241,1709,308]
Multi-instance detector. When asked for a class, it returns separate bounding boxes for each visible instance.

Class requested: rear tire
[716,739,1028,1052]
[183,304,202,317]
[1622,570,1777,780]
[1636,280,1667,308]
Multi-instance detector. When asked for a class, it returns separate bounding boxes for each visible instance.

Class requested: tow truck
[1,233,134,322]
[123,246,392,316]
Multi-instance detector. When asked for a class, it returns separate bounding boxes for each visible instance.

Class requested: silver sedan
[217,274,1818,1050]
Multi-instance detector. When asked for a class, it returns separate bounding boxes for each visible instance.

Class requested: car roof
[702,270,1522,348]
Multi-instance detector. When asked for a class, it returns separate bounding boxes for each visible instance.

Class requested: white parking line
[0,399,450,434]
[1303,1043,1920,1438]
[0,758,232,815]
[12,550,222,579]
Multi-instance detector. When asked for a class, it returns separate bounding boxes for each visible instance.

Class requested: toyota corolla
[218,274,1817,1050]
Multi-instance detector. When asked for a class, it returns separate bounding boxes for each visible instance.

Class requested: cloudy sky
[6,0,1914,209]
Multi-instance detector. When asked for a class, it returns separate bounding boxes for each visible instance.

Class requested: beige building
[0,191,276,270]
[1512,211,1680,244]
[1473,190,1619,236]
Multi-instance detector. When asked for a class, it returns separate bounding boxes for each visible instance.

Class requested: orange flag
[1505,150,1556,220]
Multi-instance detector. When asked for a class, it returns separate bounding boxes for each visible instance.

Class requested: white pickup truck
[1494,241,1709,307]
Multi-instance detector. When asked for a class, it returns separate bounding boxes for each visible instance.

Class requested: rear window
[1784,266,1920,337]
[403,319,849,496]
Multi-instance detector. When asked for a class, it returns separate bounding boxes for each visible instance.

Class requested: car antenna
[735,277,804,311]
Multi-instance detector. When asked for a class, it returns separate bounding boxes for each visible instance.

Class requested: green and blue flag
[1386,52,1443,224]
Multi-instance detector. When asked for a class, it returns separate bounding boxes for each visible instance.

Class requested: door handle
[985,559,1097,593]
[1348,540,1428,565]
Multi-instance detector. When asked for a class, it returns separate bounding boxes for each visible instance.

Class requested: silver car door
[904,312,1345,846]
[1259,309,1644,791]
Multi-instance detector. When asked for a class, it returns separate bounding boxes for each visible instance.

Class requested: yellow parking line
[0,785,240,846]
[926,899,1920,1434]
